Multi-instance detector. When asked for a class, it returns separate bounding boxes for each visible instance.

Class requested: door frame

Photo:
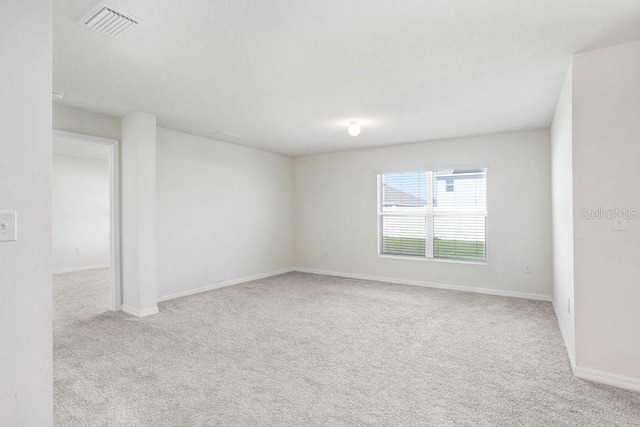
[53,129,122,312]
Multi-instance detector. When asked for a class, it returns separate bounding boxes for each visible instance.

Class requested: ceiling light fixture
[52,91,64,100]
[348,121,361,137]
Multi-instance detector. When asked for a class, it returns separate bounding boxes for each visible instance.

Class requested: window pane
[381,215,426,256]
[433,169,486,212]
[433,216,485,260]
[382,172,427,212]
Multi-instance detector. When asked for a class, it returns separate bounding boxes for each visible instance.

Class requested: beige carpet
[54,269,640,426]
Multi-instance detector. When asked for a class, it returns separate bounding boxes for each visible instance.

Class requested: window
[445,177,454,192]
[378,168,487,261]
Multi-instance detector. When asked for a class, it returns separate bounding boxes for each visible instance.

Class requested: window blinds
[379,169,487,261]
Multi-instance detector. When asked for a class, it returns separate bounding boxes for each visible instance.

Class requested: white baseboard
[53,264,110,274]
[294,267,552,302]
[121,305,159,318]
[574,366,640,393]
[552,301,576,370]
[157,267,296,302]
[157,266,551,303]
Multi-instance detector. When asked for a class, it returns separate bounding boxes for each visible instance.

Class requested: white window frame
[377,168,488,263]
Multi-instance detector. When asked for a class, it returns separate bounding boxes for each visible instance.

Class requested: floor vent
[206,131,243,142]
[79,2,143,38]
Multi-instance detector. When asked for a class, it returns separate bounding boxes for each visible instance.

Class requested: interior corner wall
[550,61,575,367]
[155,128,294,299]
[572,39,640,383]
[52,155,111,273]
[0,0,53,424]
[53,103,121,140]
[293,129,552,298]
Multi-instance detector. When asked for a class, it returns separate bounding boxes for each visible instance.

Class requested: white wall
[572,40,640,384]
[294,129,552,298]
[0,0,53,424]
[550,62,575,366]
[52,154,110,273]
[53,103,120,140]
[50,106,296,304]
[156,128,294,299]
[121,112,159,316]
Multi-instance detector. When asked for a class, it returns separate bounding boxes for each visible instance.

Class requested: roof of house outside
[383,184,427,207]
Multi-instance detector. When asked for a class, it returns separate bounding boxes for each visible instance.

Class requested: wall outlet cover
[0,211,17,242]
[612,218,627,231]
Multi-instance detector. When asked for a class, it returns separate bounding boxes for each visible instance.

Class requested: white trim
[378,254,488,265]
[53,264,110,275]
[157,265,550,306]
[121,304,159,318]
[157,268,296,302]
[53,129,117,145]
[574,366,640,393]
[53,129,122,312]
[294,268,552,302]
[426,171,434,258]
[108,136,122,312]
[552,300,576,370]
[375,163,490,175]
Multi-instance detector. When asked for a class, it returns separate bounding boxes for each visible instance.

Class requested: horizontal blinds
[432,169,486,261]
[433,216,485,260]
[379,168,487,261]
[381,216,426,256]
[381,172,427,211]
[433,169,486,212]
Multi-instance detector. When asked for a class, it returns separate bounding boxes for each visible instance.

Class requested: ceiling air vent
[79,2,143,38]
[206,131,243,142]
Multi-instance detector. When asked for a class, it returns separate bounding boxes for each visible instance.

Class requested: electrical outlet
[323,249,330,257]
[524,263,532,273]
[0,211,17,242]
[76,246,82,254]
[567,298,571,314]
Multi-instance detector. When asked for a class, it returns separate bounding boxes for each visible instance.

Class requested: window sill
[378,254,488,266]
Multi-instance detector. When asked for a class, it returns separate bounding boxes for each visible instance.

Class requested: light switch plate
[0,211,17,242]
[613,217,627,231]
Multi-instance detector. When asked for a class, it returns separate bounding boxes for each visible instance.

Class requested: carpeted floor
[54,269,640,426]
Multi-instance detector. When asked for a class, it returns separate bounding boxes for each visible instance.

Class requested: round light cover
[348,122,361,136]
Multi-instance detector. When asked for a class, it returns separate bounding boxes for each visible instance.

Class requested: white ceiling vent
[79,2,143,38]
[206,131,243,142]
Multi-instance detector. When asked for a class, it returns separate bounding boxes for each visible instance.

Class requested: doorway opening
[52,130,121,313]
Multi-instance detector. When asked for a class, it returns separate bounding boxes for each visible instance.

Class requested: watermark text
[580,207,638,220]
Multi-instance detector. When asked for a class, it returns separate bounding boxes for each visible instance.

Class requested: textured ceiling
[54,0,640,156]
